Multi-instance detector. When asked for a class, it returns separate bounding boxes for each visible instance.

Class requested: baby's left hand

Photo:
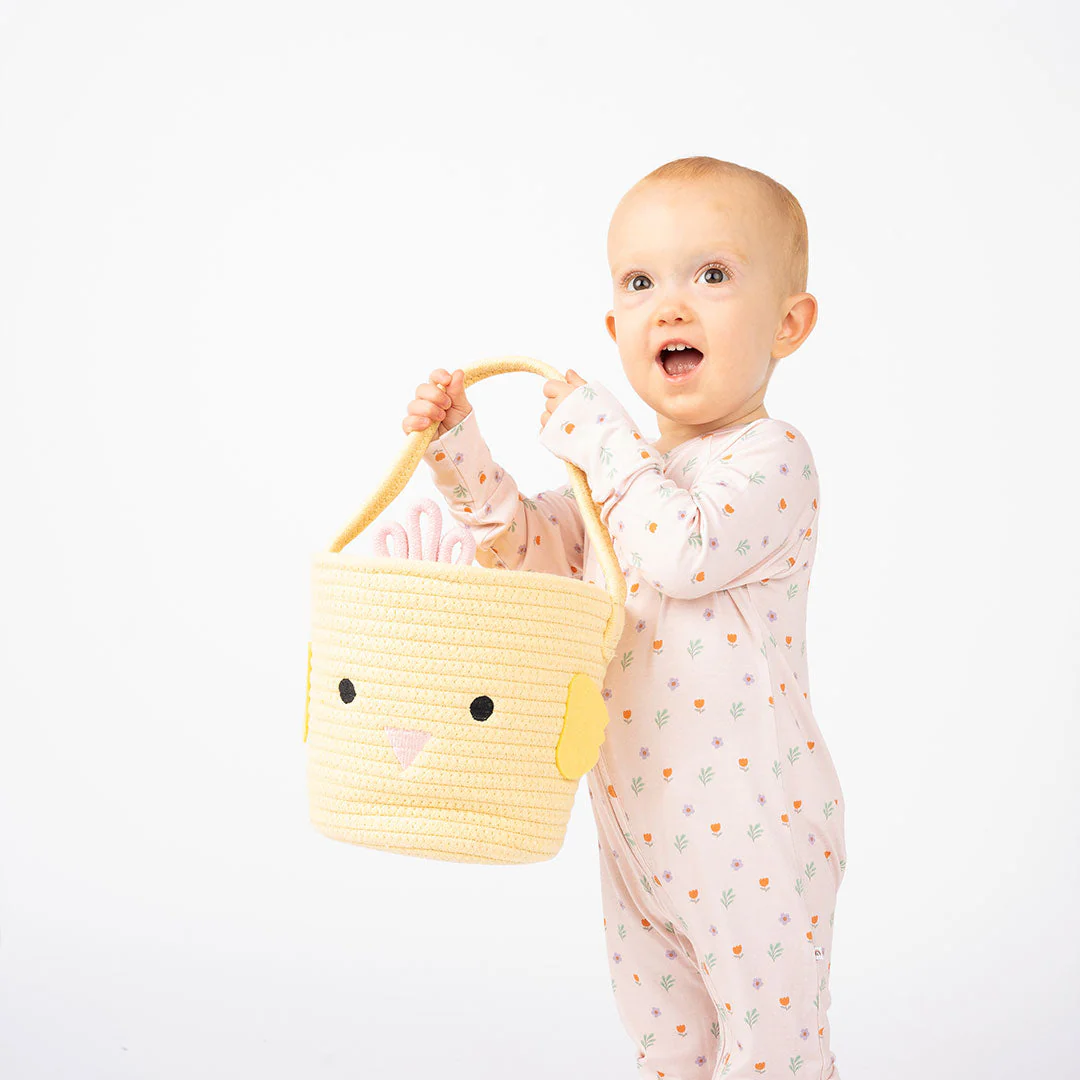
[540,369,587,432]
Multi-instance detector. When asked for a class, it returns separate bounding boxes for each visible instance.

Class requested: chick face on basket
[304,497,614,785]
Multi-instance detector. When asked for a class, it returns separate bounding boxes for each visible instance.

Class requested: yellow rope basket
[304,356,627,864]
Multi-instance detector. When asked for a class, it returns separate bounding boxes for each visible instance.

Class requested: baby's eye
[621,263,731,292]
[700,265,730,284]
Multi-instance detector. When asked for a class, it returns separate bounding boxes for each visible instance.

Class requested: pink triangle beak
[385,727,432,769]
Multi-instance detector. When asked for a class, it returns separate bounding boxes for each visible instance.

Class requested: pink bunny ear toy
[370,496,476,566]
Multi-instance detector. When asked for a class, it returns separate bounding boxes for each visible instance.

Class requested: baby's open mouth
[656,345,705,377]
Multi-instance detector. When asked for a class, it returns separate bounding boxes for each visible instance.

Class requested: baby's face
[605,177,811,445]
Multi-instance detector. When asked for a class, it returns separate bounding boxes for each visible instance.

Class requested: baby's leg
[627,696,845,1080]
[587,770,722,1077]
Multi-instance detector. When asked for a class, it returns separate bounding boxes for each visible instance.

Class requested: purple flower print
[760,535,770,549]
[742,673,756,686]
[682,804,695,817]
[664,948,679,962]
[799,1028,810,1040]
[779,912,791,925]
[668,677,680,690]
[757,794,767,806]
[766,609,778,622]
[677,509,688,522]
[731,858,743,871]
[662,870,673,884]
[752,978,763,990]
[639,747,650,760]
[612,952,623,964]
[703,608,715,621]
[708,536,719,550]
[708,925,718,937]
[635,619,647,632]
[808,833,817,845]
[711,736,724,749]
[695,1056,708,1067]
[651,1006,662,1018]
[601,688,613,702]
[778,463,789,476]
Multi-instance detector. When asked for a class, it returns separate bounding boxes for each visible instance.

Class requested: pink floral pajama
[422,379,848,1079]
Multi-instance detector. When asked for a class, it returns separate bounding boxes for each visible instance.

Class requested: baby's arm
[421,408,586,578]
[538,381,820,598]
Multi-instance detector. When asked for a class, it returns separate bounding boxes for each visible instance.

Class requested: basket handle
[326,355,627,646]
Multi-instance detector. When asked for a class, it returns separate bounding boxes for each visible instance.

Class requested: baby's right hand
[403,368,473,437]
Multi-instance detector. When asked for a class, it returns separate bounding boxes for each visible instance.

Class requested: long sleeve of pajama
[422,381,848,1080]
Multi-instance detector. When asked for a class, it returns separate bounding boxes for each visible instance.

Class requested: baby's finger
[406,399,445,429]
[417,382,452,408]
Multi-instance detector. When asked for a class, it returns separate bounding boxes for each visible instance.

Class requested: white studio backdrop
[1,1,1077,1077]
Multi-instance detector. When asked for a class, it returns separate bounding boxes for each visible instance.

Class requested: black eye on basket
[469,695,494,722]
[339,678,356,704]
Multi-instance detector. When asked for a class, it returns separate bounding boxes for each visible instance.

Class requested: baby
[408,155,846,1080]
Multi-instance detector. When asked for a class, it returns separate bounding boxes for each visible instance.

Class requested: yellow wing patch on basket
[555,673,610,781]
[303,640,312,743]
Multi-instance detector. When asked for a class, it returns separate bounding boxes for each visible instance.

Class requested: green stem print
[789,1055,805,1075]
[640,1033,655,1054]
[735,538,751,556]
[698,766,715,787]
[787,745,801,766]
[619,650,634,672]
[660,974,676,992]
[744,1008,760,1030]
[631,775,645,796]
[768,941,784,962]
[720,888,735,910]
[787,582,799,601]
[655,708,670,732]
[687,638,703,660]
[771,759,783,782]
[804,861,816,881]
[747,823,763,842]
[702,952,716,974]
[730,700,745,722]
[794,876,805,898]
[822,800,833,820]
[617,923,627,940]
[674,833,689,854]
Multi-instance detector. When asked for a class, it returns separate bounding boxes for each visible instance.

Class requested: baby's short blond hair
[629,155,809,305]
